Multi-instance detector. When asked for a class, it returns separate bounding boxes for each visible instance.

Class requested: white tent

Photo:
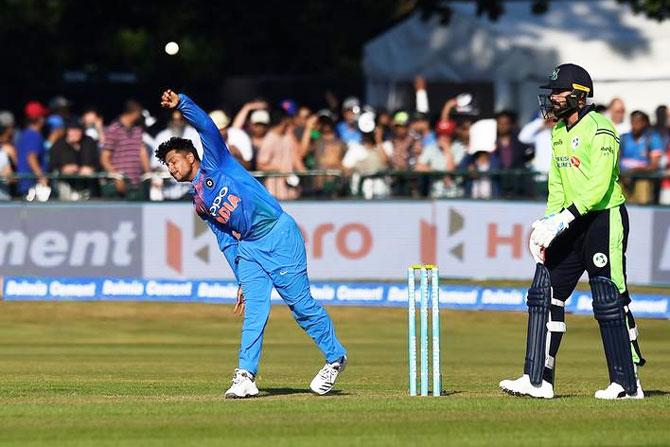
[363,0,670,122]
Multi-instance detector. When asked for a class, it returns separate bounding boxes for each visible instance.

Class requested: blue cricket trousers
[235,212,347,375]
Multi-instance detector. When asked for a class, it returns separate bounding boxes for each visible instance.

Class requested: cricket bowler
[500,64,645,399]
[157,90,347,398]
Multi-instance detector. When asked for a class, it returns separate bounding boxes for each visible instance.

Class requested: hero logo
[300,223,373,260]
[0,222,136,269]
[209,187,241,224]
[165,217,375,275]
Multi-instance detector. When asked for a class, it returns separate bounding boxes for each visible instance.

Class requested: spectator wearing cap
[248,109,271,169]
[49,96,71,120]
[416,118,463,198]
[209,109,253,169]
[301,110,347,196]
[232,99,269,130]
[46,96,72,150]
[232,101,270,170]
[606,97,630,136]
[280,99,298,118]
[336,96,362,146]
[101,100,150,199]
[458,119,501,199]
[388,111,413,170]
[386,110,425,196]
[48,118,99,200]
[16,101,49,195]
[619,110,663,204]
[256,109,305,200]
[437,97,466,164]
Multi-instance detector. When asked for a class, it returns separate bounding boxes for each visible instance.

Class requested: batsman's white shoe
[594,380,644,400]
[310,355,347,395]
[499,374,555,399]
[224,369,259,399]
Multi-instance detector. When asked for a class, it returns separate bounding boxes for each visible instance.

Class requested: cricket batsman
[500,64,645,399]
[157,90,347,398]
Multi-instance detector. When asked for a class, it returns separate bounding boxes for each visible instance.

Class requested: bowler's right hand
[161,89,179,109]
[233,286,245,316]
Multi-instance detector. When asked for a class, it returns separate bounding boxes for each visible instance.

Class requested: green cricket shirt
[546,108,626,217]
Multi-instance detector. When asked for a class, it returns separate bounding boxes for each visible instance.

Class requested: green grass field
[0,302,669,446]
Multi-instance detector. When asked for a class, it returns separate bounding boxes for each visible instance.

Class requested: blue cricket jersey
[16,128,46,194]
[178,94,284,277]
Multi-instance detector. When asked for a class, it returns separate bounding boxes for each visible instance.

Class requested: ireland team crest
[571,137,580,150]
[593,253,608,268]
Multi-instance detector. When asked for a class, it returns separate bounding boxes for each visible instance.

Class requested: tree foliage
[0,0,666,88]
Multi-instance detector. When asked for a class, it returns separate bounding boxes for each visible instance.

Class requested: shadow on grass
[645,390,670,397]
[538,390,670,399]
[441,390,463,397]
[258,388,349,397]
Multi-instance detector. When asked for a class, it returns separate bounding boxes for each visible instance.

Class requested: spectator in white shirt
[0,143,11,200]
[606,97,630,136]
[519,113,554,175]
[209,109,253,169]
[149,110,203,200]
[342,129,391,199]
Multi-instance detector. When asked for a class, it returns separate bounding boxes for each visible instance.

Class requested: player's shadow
[259,388,348,397]
[442,390,462,396]
[645,390,670,397]
[544,390,669,399]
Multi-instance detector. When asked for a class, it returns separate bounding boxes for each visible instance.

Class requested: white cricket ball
[164,41,179,56]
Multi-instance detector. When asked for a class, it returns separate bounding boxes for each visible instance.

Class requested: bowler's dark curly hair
[155,137,200,164]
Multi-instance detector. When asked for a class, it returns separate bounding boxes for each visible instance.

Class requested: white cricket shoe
[594,380,644,400]
[224,369,259,399]
[310,355,347,395]
[499,374,555,399]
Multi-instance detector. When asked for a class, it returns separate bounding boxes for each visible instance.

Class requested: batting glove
[531,209,575,248]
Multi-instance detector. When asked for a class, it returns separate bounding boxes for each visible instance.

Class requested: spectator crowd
[1,79,670,205]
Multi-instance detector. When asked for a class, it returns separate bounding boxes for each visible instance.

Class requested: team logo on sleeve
[571,137,580,150]
[593,253,608,268]
[569,156,581,168]
[205,178,214,188]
